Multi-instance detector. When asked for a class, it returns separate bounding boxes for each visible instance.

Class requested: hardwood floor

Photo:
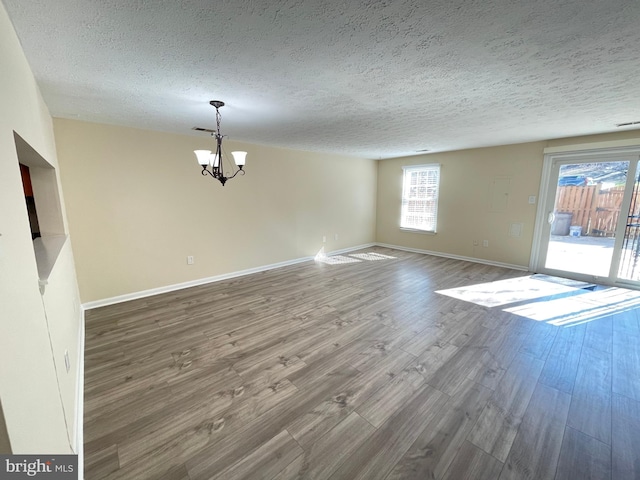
[83,247,640,479]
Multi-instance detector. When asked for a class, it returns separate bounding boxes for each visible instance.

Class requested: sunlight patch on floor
[314,250,397,265]
[350,252,396,261]
[435,275,581,308]
[504,287,640,326]
[315,255,362,265]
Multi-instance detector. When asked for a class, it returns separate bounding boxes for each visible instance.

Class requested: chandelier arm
[225,168,246,180]
[201,169,216,178]
[200,168,228,186]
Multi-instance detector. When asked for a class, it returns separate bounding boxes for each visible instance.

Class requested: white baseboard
[81,241,522,310]
[82,243,376,310]
[375,242,529,271]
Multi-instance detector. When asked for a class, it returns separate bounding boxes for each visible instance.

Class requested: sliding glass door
[534,149,640,287]
[617,175,640,282]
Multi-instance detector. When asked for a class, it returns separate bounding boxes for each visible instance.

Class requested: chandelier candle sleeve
[193,100,247,186]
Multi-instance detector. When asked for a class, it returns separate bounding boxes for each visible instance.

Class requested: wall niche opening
[14,132,67,290]
[19,164,41,239]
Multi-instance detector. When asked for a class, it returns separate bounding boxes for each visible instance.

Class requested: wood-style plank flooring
[83,247,640,479]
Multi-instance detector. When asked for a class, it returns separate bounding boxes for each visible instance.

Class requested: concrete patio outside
[546,234,640,281]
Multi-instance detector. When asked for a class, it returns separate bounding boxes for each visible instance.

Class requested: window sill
[33,234,67,294]
[400,228,436,235]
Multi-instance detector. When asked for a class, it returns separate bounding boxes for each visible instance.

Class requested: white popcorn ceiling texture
[3,0,640,158]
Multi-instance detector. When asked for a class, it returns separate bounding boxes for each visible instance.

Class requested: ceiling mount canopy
[194,100,247,186]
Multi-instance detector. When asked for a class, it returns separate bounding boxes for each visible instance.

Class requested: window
[401,163,440,233]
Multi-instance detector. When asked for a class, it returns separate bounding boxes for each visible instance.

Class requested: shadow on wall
[0,400,11,454]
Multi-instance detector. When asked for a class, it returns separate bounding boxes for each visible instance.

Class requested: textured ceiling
[3,0,640,159]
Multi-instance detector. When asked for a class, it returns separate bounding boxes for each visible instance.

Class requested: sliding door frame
[530,145,640,287]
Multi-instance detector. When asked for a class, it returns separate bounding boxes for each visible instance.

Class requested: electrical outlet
[528,195,536,204]
[64,350,70,373]
[334,234,339,241]
[482,240,489,247]
[187,256,194,265]
[322,236,326,243]
[473,240,479,246]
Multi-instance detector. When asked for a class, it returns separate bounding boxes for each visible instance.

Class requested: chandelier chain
[216,107,222,138]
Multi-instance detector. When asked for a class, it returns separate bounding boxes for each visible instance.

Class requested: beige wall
[54,119,378,303]
[0,2,82,454]
[376,131,640,268]
[376,142,546,268]
[56,117,640,306]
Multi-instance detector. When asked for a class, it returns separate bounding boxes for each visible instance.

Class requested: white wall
[0,1,82,453]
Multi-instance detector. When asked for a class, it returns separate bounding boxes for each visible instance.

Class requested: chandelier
[194,100,247,186]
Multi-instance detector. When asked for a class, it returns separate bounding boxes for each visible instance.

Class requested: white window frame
[400,163,440,233]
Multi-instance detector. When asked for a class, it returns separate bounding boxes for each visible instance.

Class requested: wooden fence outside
[555,185,640,236]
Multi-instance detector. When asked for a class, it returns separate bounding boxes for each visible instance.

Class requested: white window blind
[400,164,440,232]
